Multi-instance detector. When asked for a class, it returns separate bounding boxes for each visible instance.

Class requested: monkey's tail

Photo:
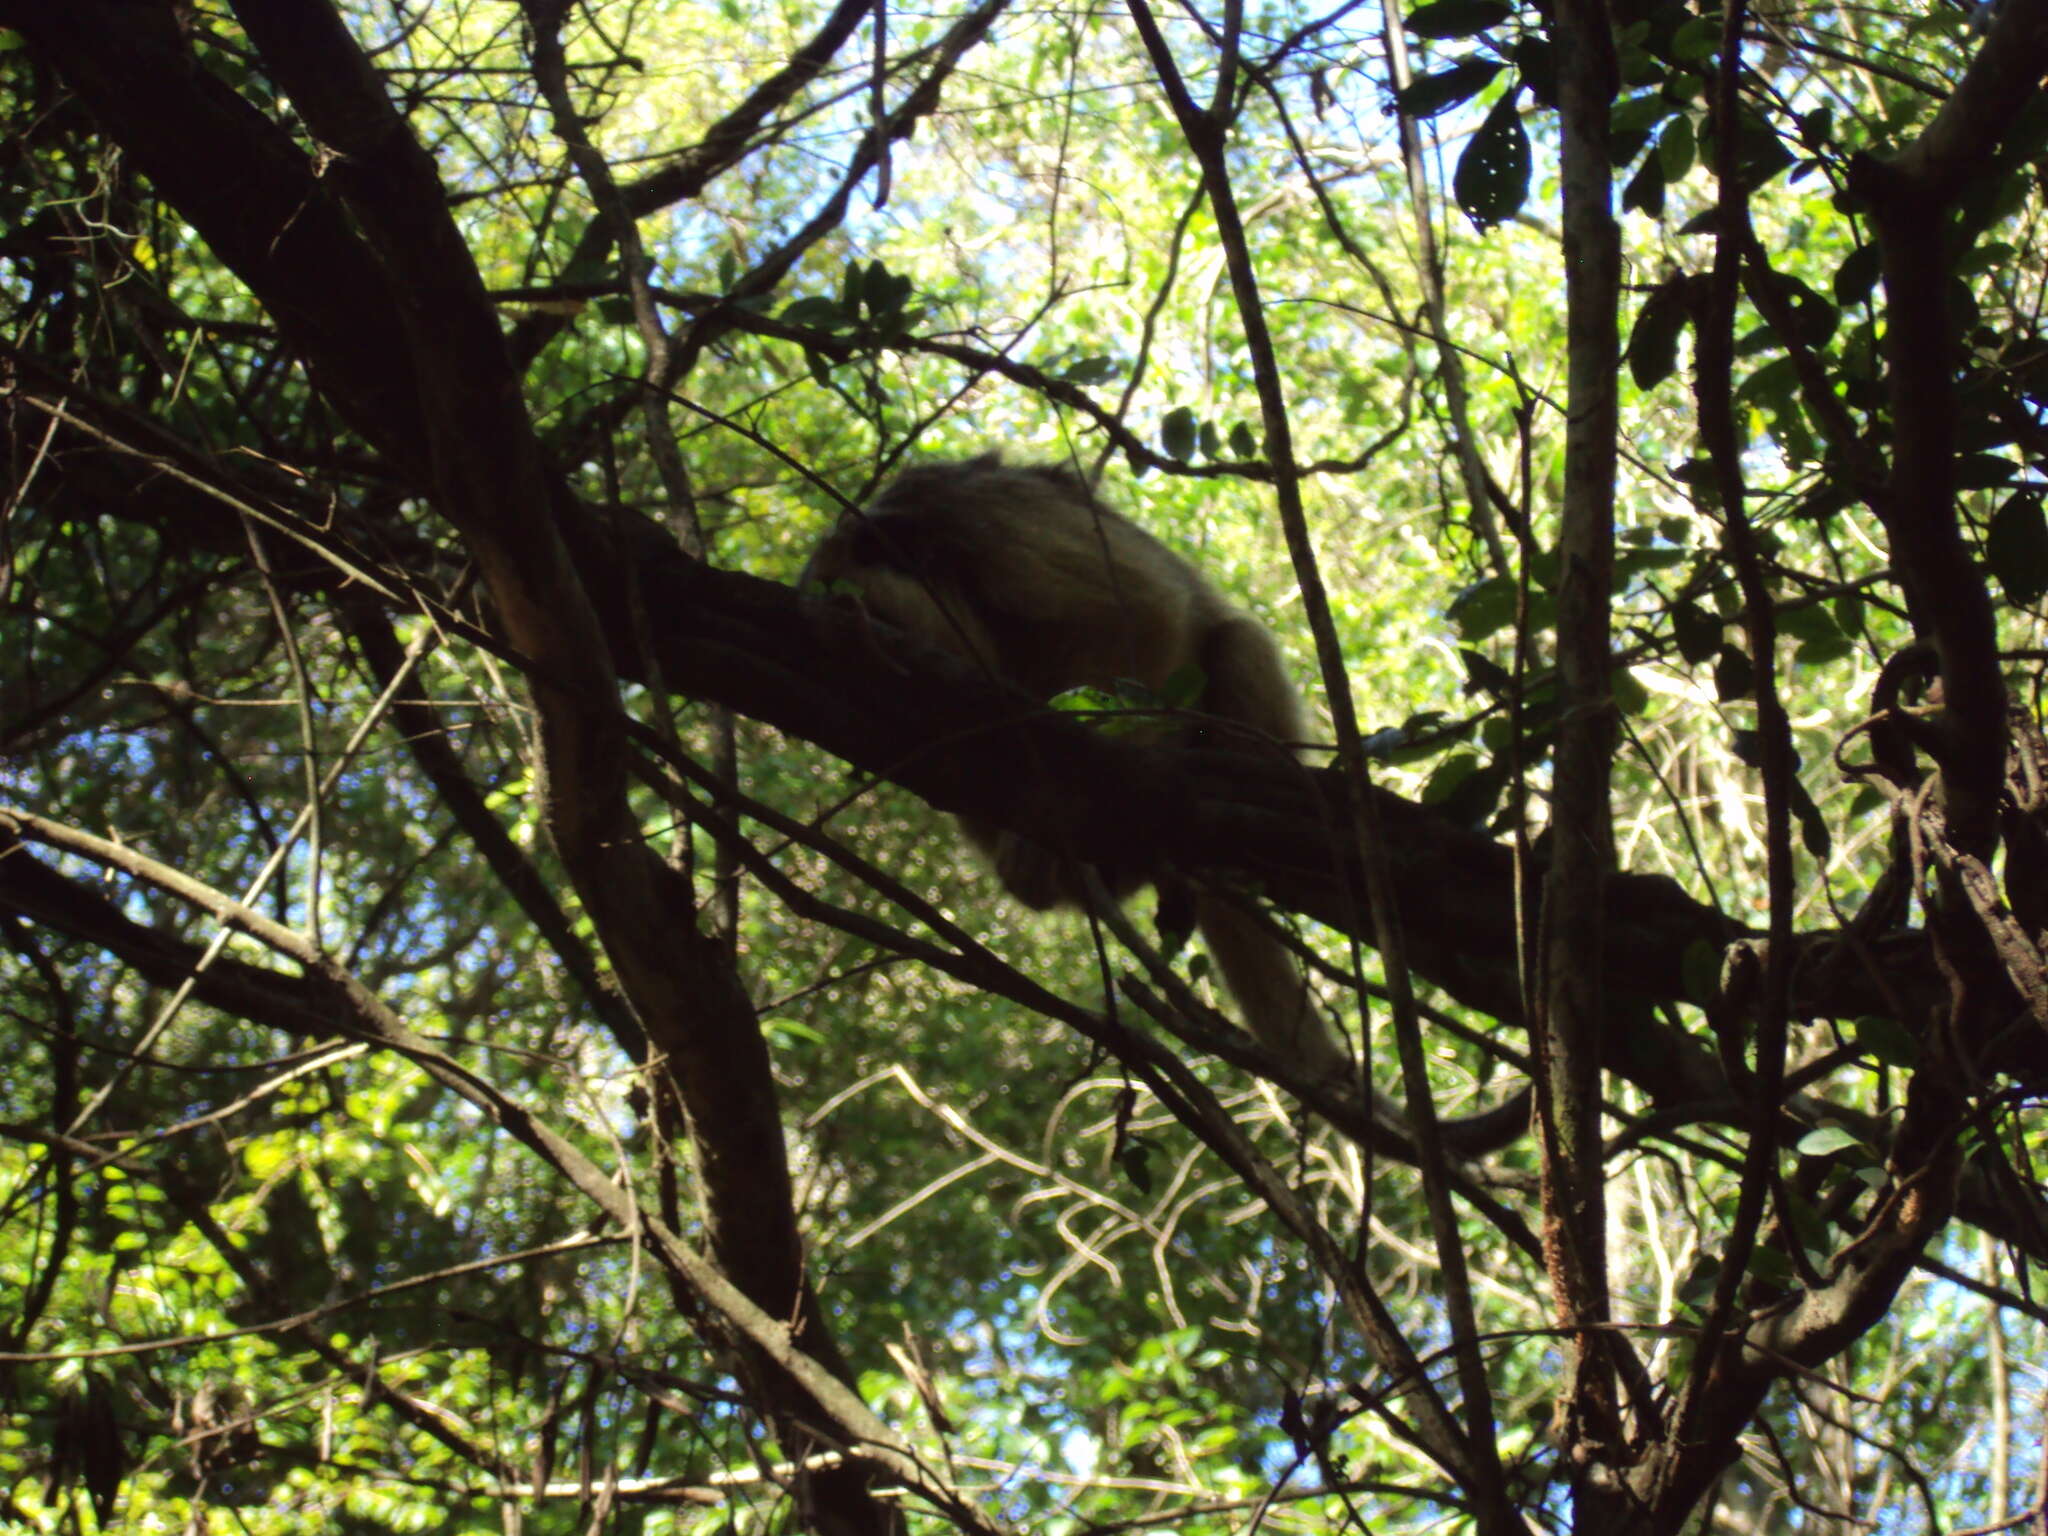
[1200,898,1534,1154]
[1193,617,1341,1079]
[1195,895,1353,1084]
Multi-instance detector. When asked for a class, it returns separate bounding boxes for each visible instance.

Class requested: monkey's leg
[1194,895,1355,1085]
[956,816,1076,909]
[957,815,1145,911]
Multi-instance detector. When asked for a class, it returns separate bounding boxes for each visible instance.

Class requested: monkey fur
[802,454,1354,1086]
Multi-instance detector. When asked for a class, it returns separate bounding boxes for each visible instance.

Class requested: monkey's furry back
[804,456,1351,1086]
[804,456,1303,750]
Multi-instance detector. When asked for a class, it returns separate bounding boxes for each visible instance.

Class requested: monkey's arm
[1197,615,1304,746]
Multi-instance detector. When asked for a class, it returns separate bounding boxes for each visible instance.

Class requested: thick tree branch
[0,373,1965,1066]
[1545,0,1625,1482]
[0,0,1967,1085]
[1842,0,2048,855]
[0,0,433,473]
[0,3,892,1526]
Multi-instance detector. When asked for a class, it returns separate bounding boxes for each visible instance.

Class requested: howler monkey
[803,454,1353,1086]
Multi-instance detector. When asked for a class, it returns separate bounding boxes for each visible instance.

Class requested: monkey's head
[799,453,1240,706]
[803,456,1092,586]
[799,465,1019,677]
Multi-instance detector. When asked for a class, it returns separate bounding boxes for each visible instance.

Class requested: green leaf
[1462,647,1512,695]
[862,258,912,319]
[556,229,608,287]
[782,295,845,329]
[1676,1255,1721,1314]
[1161,407,1199,461]
[1611,93,1676,142]
[1049,683,1122,715]
[1760,272,1839,346]
[1853,1015,1918,1068]
[1656,113,1696,179]
[1422,752,1481,805]
[1397,58,1505,119]
[1794,482,1855,524]
[1833,244,1881,307]
[1775,603,1839,644]
[1681,939,1721,1005]
[1155,895,1196,963]
[1438,758,1508,823]
[1737,113,1797,187]
[1783,1191,1832,1253]
[1614,547,1686,584]
[1670,14,1720,61]
[1796,1125,1865,1157]
[1736,354,1799,410]
[763,1016,826,1048]
[1956,453,2018,489]
[1673,601,1722,664]
[1615,30,1662,89]
[1698,106,1796,189]
[1405,0,1512,37]
[1714,644,1754,701]
[1118,1141,1155,1194]
[1611,125,1655,173]
[1455,90,1531,231]
[1512,36,1558,107]
[1613,666,1650,715]
[1448,574,1517,641]
[1623,151,1666,217]
[1987,491,2048,604]
[1747,1247,1795,1287]
[1960,241,2016,277]
[1627,277,1692,390]
[1792,780,1832,857]
[1795,634,1854,668]
[1062,355,1120,386]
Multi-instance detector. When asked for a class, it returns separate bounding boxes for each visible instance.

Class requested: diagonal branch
[0,807,1006,1536]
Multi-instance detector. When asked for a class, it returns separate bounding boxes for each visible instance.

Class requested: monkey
[802,454,1355,1087]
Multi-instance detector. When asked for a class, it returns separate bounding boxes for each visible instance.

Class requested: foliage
[1,0,2047,1530]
